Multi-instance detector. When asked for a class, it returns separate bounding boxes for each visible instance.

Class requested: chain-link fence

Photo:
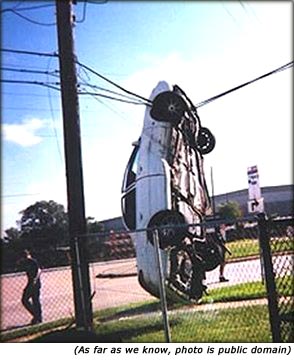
[266,218,294,342]
[1,215,293,342]
[0,245,75,332]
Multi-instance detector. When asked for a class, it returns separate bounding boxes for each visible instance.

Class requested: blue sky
[1,1,292,233]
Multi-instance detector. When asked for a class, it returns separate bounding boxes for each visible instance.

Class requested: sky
[1,1,293,234]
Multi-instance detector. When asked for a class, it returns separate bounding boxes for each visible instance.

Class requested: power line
[196,61,293,108]
[1,48,58,57]
[1,78,149,105]
[46,56,64,164]
[78,90,150,105]
[76,60,152,104]
[1,4,54,13]
[2,193,40,199]
[77,71,134,122]
[78,79,150,104]
[2,8,56,26]
[86,0,108,4]
[1,79,61,92]
[2,49,292,109]
[1,66,59,77]
[2,91,60,98]
[76,1,88,24]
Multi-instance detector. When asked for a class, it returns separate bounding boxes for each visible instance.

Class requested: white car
[121,81,222,302]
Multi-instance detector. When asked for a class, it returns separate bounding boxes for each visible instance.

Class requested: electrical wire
[1,66,59,78]
[77,65,150,106]
[76,60,152,104]
[196,61,293,108]
[76,1,88,23]
[1,4,54,13]
[1,79,61,92]
[78,81,150,104]
[1,48,58,57]
[77,69,135,122]
[46,57,64,163]
[2,91,60,98]
[2,48,292,110]
[86,0,108,4]
[2,8,56,26]
[2,193,40,199]
[78,90,150,105]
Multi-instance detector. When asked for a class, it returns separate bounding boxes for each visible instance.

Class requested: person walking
[19,249,43,324]
[216,224,229,282]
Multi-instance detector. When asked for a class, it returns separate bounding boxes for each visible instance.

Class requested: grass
[2,275,293,342]
[0,316,73,342]
[226,237,294,260]
[203,276,294,303]
[92,304,272,342]
[2,239,292,342]
[5,274,293,342]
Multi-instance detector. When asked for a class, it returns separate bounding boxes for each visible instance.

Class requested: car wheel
[150,91,188,126]
[169,244,206,301]
[147,210,187,249]
[196,127,216,154]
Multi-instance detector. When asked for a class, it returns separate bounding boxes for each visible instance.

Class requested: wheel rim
[196,127,215,154]
[150,91,187,125]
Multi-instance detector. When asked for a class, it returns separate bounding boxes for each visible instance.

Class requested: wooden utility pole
[55,0,93,330]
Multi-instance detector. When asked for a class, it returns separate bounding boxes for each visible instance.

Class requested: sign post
[247,165,265,281]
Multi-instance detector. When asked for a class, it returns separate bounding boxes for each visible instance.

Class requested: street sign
[247,165,264,213]
[248,197,264,213]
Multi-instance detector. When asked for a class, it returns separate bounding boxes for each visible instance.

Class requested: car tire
[147,210,187,249]
[196,127,216,154]
[150,91,188,126]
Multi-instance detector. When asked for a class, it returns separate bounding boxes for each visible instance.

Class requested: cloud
[2,118,46,147]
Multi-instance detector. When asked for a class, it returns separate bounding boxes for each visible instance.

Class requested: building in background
[100,185,293,232]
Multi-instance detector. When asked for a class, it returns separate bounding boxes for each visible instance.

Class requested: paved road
[1,255,292,332]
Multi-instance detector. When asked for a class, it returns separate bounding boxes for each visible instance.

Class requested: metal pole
[55,0,92,330]
[257,213,281,342]
[210,166,216,218]
[153,229,171,343]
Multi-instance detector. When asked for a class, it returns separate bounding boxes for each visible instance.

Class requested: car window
[121,189,136,230]
[122,144,139,192]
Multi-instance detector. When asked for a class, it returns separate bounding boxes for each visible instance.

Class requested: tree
[86,217,104,234]
[3,227,20,244]
[18,200,69,247]
[217,201,243,221]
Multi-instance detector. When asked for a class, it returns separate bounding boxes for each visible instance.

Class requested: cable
[3,8,56,26]
[196,61,293,108]
[1,48,58,57]
[76,2,88,23]
[77,71,133,122]
[2,91,60,98]
[1,66,59,78]
[76,60,152,104]
[78,91,150,105]
[86,0,108,4]
[1,4,54,13]
[77,65,150,107]
[2,193,40,199]
[76,63,150,105]
[1,79,61,92]
[78,80,150,104]
[46,57,64,163]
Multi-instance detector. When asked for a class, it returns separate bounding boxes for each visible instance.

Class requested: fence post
[257,213,281,342]
[153,229,171,343]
